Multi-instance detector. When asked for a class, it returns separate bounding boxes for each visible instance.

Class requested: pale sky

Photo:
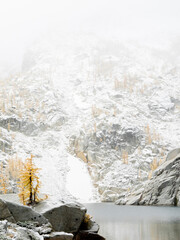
[0,0,180,69]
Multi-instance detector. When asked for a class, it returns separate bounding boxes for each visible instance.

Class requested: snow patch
[66,154,94,202]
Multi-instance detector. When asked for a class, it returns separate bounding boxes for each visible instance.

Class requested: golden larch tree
[18,154,41,205]
[0,162,9,193]
[7,155,23,180]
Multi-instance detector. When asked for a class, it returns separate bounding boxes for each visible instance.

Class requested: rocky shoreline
[0,199,105,240]
[1,149,180,239]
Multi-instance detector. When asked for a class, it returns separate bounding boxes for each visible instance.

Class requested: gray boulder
[42,203,86,233]
[5,201,48,225]
[0,199,16,223]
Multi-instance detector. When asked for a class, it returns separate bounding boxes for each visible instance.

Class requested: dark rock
[80,219,99,233]
[0,199,16,223]
[75,232,105,240]
[86,220,99,233]
[5,201,48,225]
[42,203,86,233]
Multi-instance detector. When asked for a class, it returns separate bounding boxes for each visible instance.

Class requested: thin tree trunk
[29,172,32,204]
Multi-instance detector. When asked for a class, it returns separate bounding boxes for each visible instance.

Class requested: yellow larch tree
[18,154,41,205]
[0,162,9,193]
[7,155,23,180]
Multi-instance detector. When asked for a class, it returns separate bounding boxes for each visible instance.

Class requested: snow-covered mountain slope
[0,33,180,202]
[0,73,98,202]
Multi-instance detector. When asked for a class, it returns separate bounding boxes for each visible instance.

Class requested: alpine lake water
[84,203,180,240]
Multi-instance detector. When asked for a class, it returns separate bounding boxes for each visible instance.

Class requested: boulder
[5,201,48,225]
[0,199,16,223]
[77,219,104,240]
[43,232,73,240]
[42,203,86,233]
[85,220,99,233]
[80,219,99,233]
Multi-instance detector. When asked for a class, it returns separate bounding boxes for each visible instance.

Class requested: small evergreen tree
[18,154,41,205]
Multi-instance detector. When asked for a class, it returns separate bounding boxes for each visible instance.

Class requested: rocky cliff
[116,149,180,206]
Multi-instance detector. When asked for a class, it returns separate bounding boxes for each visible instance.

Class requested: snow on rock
[0,33,180,203]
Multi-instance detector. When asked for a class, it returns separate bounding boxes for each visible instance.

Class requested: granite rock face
[42,203,86,233]
[119,152,180,206]
[139,155,180,206]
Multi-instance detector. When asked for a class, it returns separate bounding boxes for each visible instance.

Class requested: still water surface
[84,203,180,240]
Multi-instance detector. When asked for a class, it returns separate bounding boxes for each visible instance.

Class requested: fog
[0,0,180,75]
